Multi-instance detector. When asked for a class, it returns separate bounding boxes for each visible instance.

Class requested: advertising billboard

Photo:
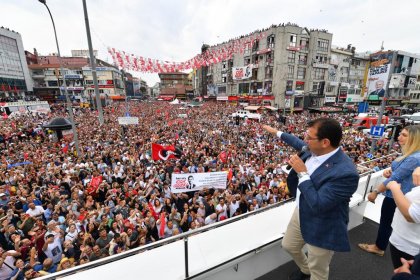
[366,51,393,102]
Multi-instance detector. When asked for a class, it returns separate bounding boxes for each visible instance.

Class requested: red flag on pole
[159,212,166,238]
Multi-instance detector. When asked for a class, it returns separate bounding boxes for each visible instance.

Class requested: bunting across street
[108,32,266,73]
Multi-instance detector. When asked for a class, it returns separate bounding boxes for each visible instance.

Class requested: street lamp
[82,0,104,125]
[38,0,81,156]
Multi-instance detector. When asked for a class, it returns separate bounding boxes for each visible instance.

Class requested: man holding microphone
[263,118,359,280]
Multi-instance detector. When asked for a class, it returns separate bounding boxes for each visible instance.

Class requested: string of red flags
[108,32,266,73]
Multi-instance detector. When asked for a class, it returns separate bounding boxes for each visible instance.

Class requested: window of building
[252,39,259,52]
[312,82,319,92]
[288,65,295,79]
[296,81,305,91]
[317,39,329,52]
[315,54,328,64]
[286,80,293,91]
[297,67,306,79]
[228,59,234,68]
[265,66,273,79]
[314,68,326,80]
[266,52,274,66]
[222,61,227,69]
[244,44,251,56]
[244,56,251,65]
[48,81,58,87]
[289,34,297,47]
[288,51,296,64]
[299,38,309,51]
[267,34,275,48]
[264,81,272,94]
[298,54,307,65]
[326,85,334,93]
[238,83,249,94]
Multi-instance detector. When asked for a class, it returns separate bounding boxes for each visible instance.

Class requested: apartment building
[194,23,333,110]
[328,45,369,107]
[0,26,33,100]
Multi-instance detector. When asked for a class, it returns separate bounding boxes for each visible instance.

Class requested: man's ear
[321,138,331,148]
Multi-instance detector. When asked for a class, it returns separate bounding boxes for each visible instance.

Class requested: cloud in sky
[3,0,420,85]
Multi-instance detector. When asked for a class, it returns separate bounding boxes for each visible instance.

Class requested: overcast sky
[3,0,420,86]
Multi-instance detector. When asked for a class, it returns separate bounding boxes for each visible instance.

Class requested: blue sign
[370,126,385,137]
[358,102,369,113]
[366,153,374,159]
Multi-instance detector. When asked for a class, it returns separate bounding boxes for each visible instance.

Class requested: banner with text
[171,172,227,193]
[232,65,252,80]
[366,51,393,101]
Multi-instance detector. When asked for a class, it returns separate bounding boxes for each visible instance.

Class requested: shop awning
[110,95,126,100]
[244,106,261,111]
[264,106,278,111]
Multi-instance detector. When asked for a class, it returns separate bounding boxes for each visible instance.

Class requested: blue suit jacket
[281,132,359,252]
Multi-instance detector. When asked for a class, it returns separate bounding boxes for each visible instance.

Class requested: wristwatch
[297,172,309,179]
[372,189,380,194]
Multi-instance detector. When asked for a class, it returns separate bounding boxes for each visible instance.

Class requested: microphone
[286,146,308,170]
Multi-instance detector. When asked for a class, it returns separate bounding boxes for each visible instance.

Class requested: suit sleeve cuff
[298,175,311,185]
[276,131,283,138]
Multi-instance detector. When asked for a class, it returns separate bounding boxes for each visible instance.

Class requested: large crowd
[0,101,399,279]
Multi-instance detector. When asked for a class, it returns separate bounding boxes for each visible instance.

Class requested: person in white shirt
[387,166,420,269]
[215,198,228,221]
[25,203,44,218]
[228,195,241,218]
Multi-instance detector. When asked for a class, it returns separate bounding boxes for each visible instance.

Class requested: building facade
[327,45,369,108]
[366,50,420,112]
[25,51,126,103]
[158,72,192,100]
[194,24,333,110]
[0,27,33,100]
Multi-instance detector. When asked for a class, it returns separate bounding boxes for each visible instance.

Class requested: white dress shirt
[276,131,339,208]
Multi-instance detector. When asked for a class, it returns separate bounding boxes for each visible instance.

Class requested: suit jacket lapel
[310,150,341,178]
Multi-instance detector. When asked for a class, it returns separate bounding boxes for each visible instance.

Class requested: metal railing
[36,164,391,279]
[37,198,295,280]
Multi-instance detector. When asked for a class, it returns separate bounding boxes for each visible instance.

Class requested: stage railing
[36,169,386,280]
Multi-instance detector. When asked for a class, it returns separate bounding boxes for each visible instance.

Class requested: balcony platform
[257,219,394,280]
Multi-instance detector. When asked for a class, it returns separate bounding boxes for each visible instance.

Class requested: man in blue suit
[263,118,359,280]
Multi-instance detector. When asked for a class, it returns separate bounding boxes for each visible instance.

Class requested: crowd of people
[0,101,400,278]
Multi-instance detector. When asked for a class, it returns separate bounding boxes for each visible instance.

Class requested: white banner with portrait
[232,65,252,80]
[171,172,227,193]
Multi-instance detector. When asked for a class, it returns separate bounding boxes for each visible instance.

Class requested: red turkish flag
[151,143,180,161]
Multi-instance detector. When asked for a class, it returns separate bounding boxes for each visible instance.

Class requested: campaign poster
[232,65,252,80]
[366,51,393,101]
[171,172,227,193]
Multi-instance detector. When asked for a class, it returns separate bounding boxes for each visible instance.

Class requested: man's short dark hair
[308,118,342,148]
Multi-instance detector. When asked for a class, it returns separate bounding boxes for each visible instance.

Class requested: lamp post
[38,0,81,156]
[82,0,104,125]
